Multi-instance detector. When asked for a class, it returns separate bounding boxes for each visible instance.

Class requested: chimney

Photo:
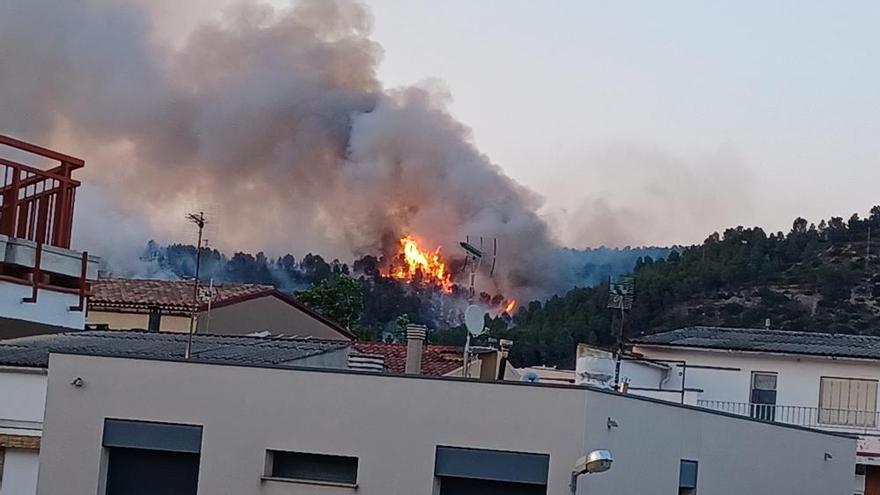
[405,324,427,374]
[478,340,513,381]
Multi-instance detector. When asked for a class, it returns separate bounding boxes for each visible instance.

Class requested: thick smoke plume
[0,0,589,298]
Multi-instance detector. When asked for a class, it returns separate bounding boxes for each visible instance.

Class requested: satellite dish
[464,305,487,337]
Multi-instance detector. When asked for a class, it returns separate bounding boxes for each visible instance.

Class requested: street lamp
[570,449,613,495]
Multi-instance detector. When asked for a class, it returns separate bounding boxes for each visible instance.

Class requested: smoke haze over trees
[2,0,602,299]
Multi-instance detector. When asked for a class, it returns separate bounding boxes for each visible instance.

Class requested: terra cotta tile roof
[89,278,275,313]
[353,342,464,376]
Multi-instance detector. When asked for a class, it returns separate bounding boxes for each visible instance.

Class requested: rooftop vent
[348,352,385,373]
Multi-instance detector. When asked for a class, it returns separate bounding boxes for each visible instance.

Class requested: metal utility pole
[867,226,872,274]
[185,211,206,359]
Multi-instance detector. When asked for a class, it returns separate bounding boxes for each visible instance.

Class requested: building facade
[87,278,354,340]
[36,351,854,495]
[586,326,880,495]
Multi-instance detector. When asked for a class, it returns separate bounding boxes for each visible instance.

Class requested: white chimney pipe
[405,324,427,374]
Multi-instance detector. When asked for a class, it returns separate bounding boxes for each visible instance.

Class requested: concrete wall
[39,354,585,495]
[196,296,349,340]
[0,449,39,495]
[0,369,46,495]
[0,281,84,330]
[581,390,853,494]
[38,354,854,495]
[86,311,191,333]
[0,369,46,424]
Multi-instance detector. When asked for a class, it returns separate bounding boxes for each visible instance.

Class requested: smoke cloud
[0,0,565,297]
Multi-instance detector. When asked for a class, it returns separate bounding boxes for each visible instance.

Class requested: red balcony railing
[0,134,83,249]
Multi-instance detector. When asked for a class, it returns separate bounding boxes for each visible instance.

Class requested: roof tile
[89,278,274,312]
[0,330,348,368]
[633,326,880,360]
[353,342,464,376]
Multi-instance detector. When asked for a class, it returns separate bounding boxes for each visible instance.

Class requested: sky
[358,0,880,247]
[9,0,880,252]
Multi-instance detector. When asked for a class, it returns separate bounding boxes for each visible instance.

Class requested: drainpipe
[405,324,427,374]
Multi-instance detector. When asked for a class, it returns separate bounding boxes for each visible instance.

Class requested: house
[581,326,880,495]
[0,330,352,495]
[34,347,854,495]
[87,278,355,341]
[0,135,100,338]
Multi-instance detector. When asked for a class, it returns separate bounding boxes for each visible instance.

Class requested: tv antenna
[459,236,497,300]
[184,211,207,360]
[607,275,634,388]
[458,236,497,378]
[462,304,488,378]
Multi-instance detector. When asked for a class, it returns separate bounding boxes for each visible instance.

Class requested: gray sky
[30,0,880,249]
[361,0,880,246]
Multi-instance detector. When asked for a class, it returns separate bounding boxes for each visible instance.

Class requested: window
[266,450,358,485]
[434,446,549,495]
[750,372,777,421]
[819,377,878,427]
[679,459,698,495]
[147,307,162,332]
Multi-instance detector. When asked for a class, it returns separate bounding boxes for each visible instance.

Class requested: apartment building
[0,330,351,495]
[35,348,854,495]
[586,326,880,495]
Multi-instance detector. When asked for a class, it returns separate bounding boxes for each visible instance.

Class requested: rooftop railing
[697,400,880,432]
[0,134,83,249]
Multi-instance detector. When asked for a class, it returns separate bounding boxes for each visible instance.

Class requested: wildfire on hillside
[388,235,454,293]
[386,235,518,315]
[504,299,517,314]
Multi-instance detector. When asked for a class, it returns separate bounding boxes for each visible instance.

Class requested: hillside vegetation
[489,207,880,368]
[130,207,880,369]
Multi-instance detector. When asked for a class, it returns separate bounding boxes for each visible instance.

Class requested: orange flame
[504,299,517,314]
[390,235,454,292]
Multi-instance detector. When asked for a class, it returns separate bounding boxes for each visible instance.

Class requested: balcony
[0,134,82,249]
[0,134,96,313]
[697,400,880,433]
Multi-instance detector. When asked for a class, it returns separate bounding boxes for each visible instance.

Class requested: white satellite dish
[464,305,487,337]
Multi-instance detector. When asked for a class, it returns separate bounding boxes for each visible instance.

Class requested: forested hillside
[490,207,880,368]
[126,207,880,369]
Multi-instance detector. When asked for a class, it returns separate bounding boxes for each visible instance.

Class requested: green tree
[296,274,364,329]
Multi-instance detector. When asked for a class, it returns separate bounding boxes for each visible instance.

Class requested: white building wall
[0,370,46,495]
[0,281,85,329]
[632,345,880,418]
[630,345,880,494]
[0,449,39,495]
[37,353,855,495]
[0,370,47,425]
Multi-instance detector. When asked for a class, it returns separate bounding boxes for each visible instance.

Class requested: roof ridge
[685,325,880,340]
[71,329,346,344]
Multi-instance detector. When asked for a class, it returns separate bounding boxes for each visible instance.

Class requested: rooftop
[632,326,880,360]
[353,342,464,376]
[0,330,349,369]
[89,278,275,313]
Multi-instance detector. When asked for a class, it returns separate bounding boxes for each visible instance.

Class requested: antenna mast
[608,275,634,389]
[185,211,207,360]
[458,236,498,378]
